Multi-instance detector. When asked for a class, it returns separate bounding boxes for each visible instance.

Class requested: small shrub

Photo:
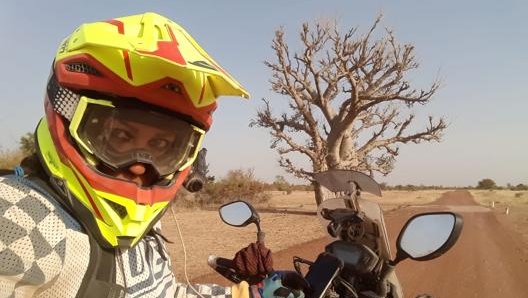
[195,168,270,207]
[273,175,293,193]
[477,178,497,189]
[171,188,203,209]
[513,184,528,191]
[0,148,25,170]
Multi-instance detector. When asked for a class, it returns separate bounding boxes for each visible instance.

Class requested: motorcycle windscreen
[313,170,382,197]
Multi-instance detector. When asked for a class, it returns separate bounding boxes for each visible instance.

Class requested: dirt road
[193,190,528,297]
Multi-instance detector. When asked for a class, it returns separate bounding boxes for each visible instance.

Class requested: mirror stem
[377,261,396,297]
[257,230,266,243]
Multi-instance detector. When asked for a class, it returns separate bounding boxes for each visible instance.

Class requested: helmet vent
[105,200,128,219]
[162,83,181,94]
[47,72,80,121]
[65,62,101,76]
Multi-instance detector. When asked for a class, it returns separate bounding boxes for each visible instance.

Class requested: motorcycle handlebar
[207,255,243,284]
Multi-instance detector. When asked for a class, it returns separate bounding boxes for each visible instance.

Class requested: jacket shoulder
[0,175,82,230]
[0,175,83,293]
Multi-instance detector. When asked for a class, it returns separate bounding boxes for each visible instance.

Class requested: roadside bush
[291,184,313,191]
[272,175,292,194]
[477,178,497,189]
[194,168,270,207]
[171,188,203,209]
[392,184,417,191]
[511,184,528,191]
[0,148,25,170]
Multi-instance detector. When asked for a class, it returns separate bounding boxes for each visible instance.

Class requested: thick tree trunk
[314,182,326,206]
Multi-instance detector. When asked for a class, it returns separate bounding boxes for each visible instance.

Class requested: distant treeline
[1,138,525,192]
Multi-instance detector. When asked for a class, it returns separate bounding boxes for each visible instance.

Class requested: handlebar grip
[208,255,243,284]
[209,255,235,269]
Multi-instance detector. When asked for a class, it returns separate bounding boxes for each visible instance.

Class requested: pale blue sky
[1,0,526,187]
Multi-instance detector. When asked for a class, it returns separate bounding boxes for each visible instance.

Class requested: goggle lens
[70,96,205,177]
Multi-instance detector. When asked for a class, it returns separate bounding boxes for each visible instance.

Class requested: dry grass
[469,189,528,245]
[468,189,528,207]
[362,189,451,210]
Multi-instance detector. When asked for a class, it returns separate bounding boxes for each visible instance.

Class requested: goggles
[69,96,205,177]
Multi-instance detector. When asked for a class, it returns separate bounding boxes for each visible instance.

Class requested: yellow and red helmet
[36,12,249,248]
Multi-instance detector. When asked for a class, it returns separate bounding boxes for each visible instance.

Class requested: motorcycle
[208,170,463,298]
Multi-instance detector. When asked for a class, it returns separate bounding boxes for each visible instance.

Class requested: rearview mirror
[394,212,463,263]
[219,200,260,228]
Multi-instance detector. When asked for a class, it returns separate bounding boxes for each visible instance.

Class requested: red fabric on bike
[233,242,273,282]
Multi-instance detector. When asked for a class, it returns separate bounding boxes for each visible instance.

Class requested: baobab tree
[250,15,447,205]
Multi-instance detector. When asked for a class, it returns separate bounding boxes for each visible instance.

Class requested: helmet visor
[70,96,205,177]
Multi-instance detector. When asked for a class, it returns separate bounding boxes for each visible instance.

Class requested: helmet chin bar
[67,185,170,248]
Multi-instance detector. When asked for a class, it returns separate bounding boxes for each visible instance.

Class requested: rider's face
[101,118,178,187]
[105,118,177,157]
[74,96,205,185]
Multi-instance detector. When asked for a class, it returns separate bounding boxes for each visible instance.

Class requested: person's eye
[148,138,171,151]
[108,128,133,144]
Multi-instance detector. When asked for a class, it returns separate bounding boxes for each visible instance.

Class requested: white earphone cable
[169,203,206,298]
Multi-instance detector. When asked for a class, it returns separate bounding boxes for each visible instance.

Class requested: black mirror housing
[219,200,261,228]
[394,212,463,264]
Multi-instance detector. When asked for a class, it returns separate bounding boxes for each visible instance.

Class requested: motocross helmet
[36,12,249,248]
